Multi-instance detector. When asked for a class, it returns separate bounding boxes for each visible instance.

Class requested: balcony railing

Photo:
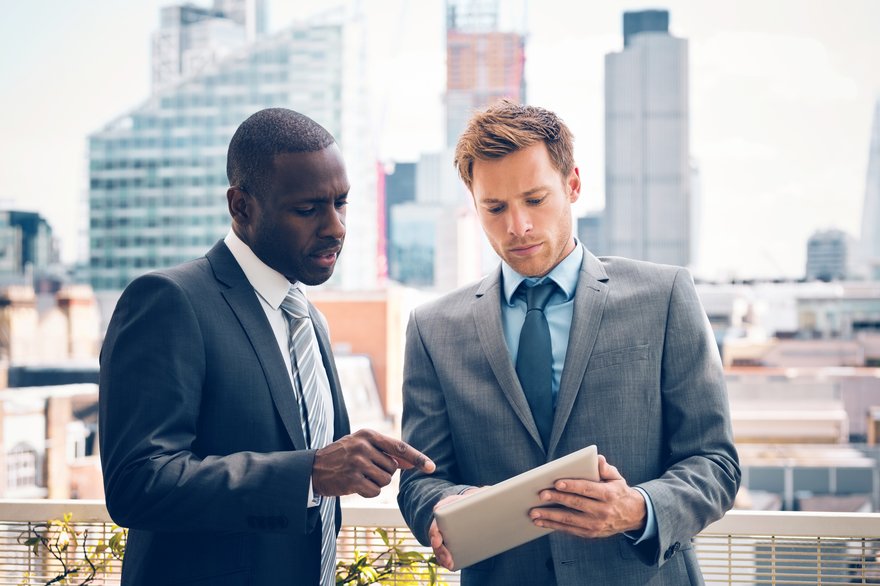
[0,499,878,584]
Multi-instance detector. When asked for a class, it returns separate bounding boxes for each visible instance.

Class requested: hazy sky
[1,0,878,279]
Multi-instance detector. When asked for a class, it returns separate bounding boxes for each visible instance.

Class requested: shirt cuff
[307,477,320,508]
[623,486,657,544]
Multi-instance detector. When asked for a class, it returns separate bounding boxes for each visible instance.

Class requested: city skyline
[1,0,879,280]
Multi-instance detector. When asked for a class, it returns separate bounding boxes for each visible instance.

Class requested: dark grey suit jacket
[398,249,740,585]
[99,241,350,585]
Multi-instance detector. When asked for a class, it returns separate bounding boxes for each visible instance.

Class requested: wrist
[627,487,648,532]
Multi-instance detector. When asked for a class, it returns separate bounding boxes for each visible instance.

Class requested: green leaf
[374,527,390,547]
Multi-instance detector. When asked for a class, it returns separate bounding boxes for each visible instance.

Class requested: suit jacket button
[673,541,681,552]
[664,546,674,560]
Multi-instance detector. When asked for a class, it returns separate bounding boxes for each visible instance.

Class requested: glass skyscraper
[88,3,377,298]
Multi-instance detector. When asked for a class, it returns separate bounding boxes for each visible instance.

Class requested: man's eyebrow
[299,192,348,203]
[479,186,551,204]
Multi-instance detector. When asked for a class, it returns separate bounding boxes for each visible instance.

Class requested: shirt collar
[501,239,584,306]
[224,230,297,310]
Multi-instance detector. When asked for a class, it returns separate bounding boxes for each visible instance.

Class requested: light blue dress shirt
[499,240,657,544]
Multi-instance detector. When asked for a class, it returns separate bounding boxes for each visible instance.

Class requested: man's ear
[568,167,582,204]
[227,186,251,225]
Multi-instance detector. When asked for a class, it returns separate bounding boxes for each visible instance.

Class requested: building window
[7,443,38,490]
[67,421,97,462]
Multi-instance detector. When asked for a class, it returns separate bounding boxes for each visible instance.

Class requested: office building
[0,384,103,499]
[213,0,268,41]
[387,1,523,290]
[860,98,880,279]
[445,0,526,148]
[382,162,417,281]
[152,0,267,93]
[0,284,100,364]
[604,9,691,267]
[806,229,861,281]
[622,9,669,47]
[89,5,377,305]
[577,212,604,256]
[0,211,57,285]
[389,203,442,287]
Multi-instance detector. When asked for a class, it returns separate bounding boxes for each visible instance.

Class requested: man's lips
[310,247,341,267]
[508,242,542,256]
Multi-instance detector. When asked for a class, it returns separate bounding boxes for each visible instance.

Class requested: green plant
[18,513,127,585]
[22,515,443,586]
[335,528,445,586]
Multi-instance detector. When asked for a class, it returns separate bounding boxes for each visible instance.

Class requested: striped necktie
[281,286,335,586]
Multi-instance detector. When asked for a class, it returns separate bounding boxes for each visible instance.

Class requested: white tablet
[433,444,599,570]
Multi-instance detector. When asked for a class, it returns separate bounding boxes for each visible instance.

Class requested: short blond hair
[453,99,575,191]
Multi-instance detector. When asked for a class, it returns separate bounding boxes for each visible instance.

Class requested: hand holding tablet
[432,445,600,570]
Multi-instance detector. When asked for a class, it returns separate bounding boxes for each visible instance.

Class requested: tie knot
[520,280,557,312]
[281,286,310,319]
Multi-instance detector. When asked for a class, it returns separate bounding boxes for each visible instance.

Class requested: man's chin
[299,266,336,286]
[502,257,550,279]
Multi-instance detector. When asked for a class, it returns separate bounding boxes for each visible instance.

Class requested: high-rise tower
[89,6,376,306]
[445,0,526,149]
[151,0,268,94]
[387,1,526,290]
[860,98,880,279]
[604,9,691,267]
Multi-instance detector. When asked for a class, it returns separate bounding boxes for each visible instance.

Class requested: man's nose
[508,208,532,237]
[319,207,346,240]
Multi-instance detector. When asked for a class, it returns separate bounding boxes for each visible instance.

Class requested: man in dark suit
[397,101,740,585]
[100,108,434,586]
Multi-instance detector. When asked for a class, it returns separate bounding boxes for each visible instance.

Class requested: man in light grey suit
[397,100,740,585]
[100,108,433,585]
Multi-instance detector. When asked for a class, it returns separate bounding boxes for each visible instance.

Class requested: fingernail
[558,481,567,489]
[541,491,551,500]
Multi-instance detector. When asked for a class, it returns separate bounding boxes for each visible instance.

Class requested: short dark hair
[454,99,575,192]
[226,108,336,197]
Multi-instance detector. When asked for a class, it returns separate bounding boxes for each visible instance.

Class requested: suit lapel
[207,242,308,451]
[473,267,545,450]
[548,250,609,457]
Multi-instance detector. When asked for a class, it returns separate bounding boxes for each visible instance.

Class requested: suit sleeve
[397,310,472,546]
[99,273,315,534]
[631,268,741,566]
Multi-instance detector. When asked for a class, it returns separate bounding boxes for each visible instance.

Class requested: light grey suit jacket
[100,241,350,585]
[398,249,740,585]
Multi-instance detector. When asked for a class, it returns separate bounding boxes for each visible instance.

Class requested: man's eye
[527,198,544,206]
[295,208,316,216]
[335,200,348,209]
[487,206,504,214]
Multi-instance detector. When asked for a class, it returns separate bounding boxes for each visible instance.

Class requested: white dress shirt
[224,230,334,506]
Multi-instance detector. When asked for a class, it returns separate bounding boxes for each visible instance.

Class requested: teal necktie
[515,281,557,447]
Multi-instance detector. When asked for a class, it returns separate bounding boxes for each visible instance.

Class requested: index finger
[371,434,436,473]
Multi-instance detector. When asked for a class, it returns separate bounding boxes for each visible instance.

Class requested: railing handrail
[702,509,880,538]
[0,499,111,523]
[0,499,878,539]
